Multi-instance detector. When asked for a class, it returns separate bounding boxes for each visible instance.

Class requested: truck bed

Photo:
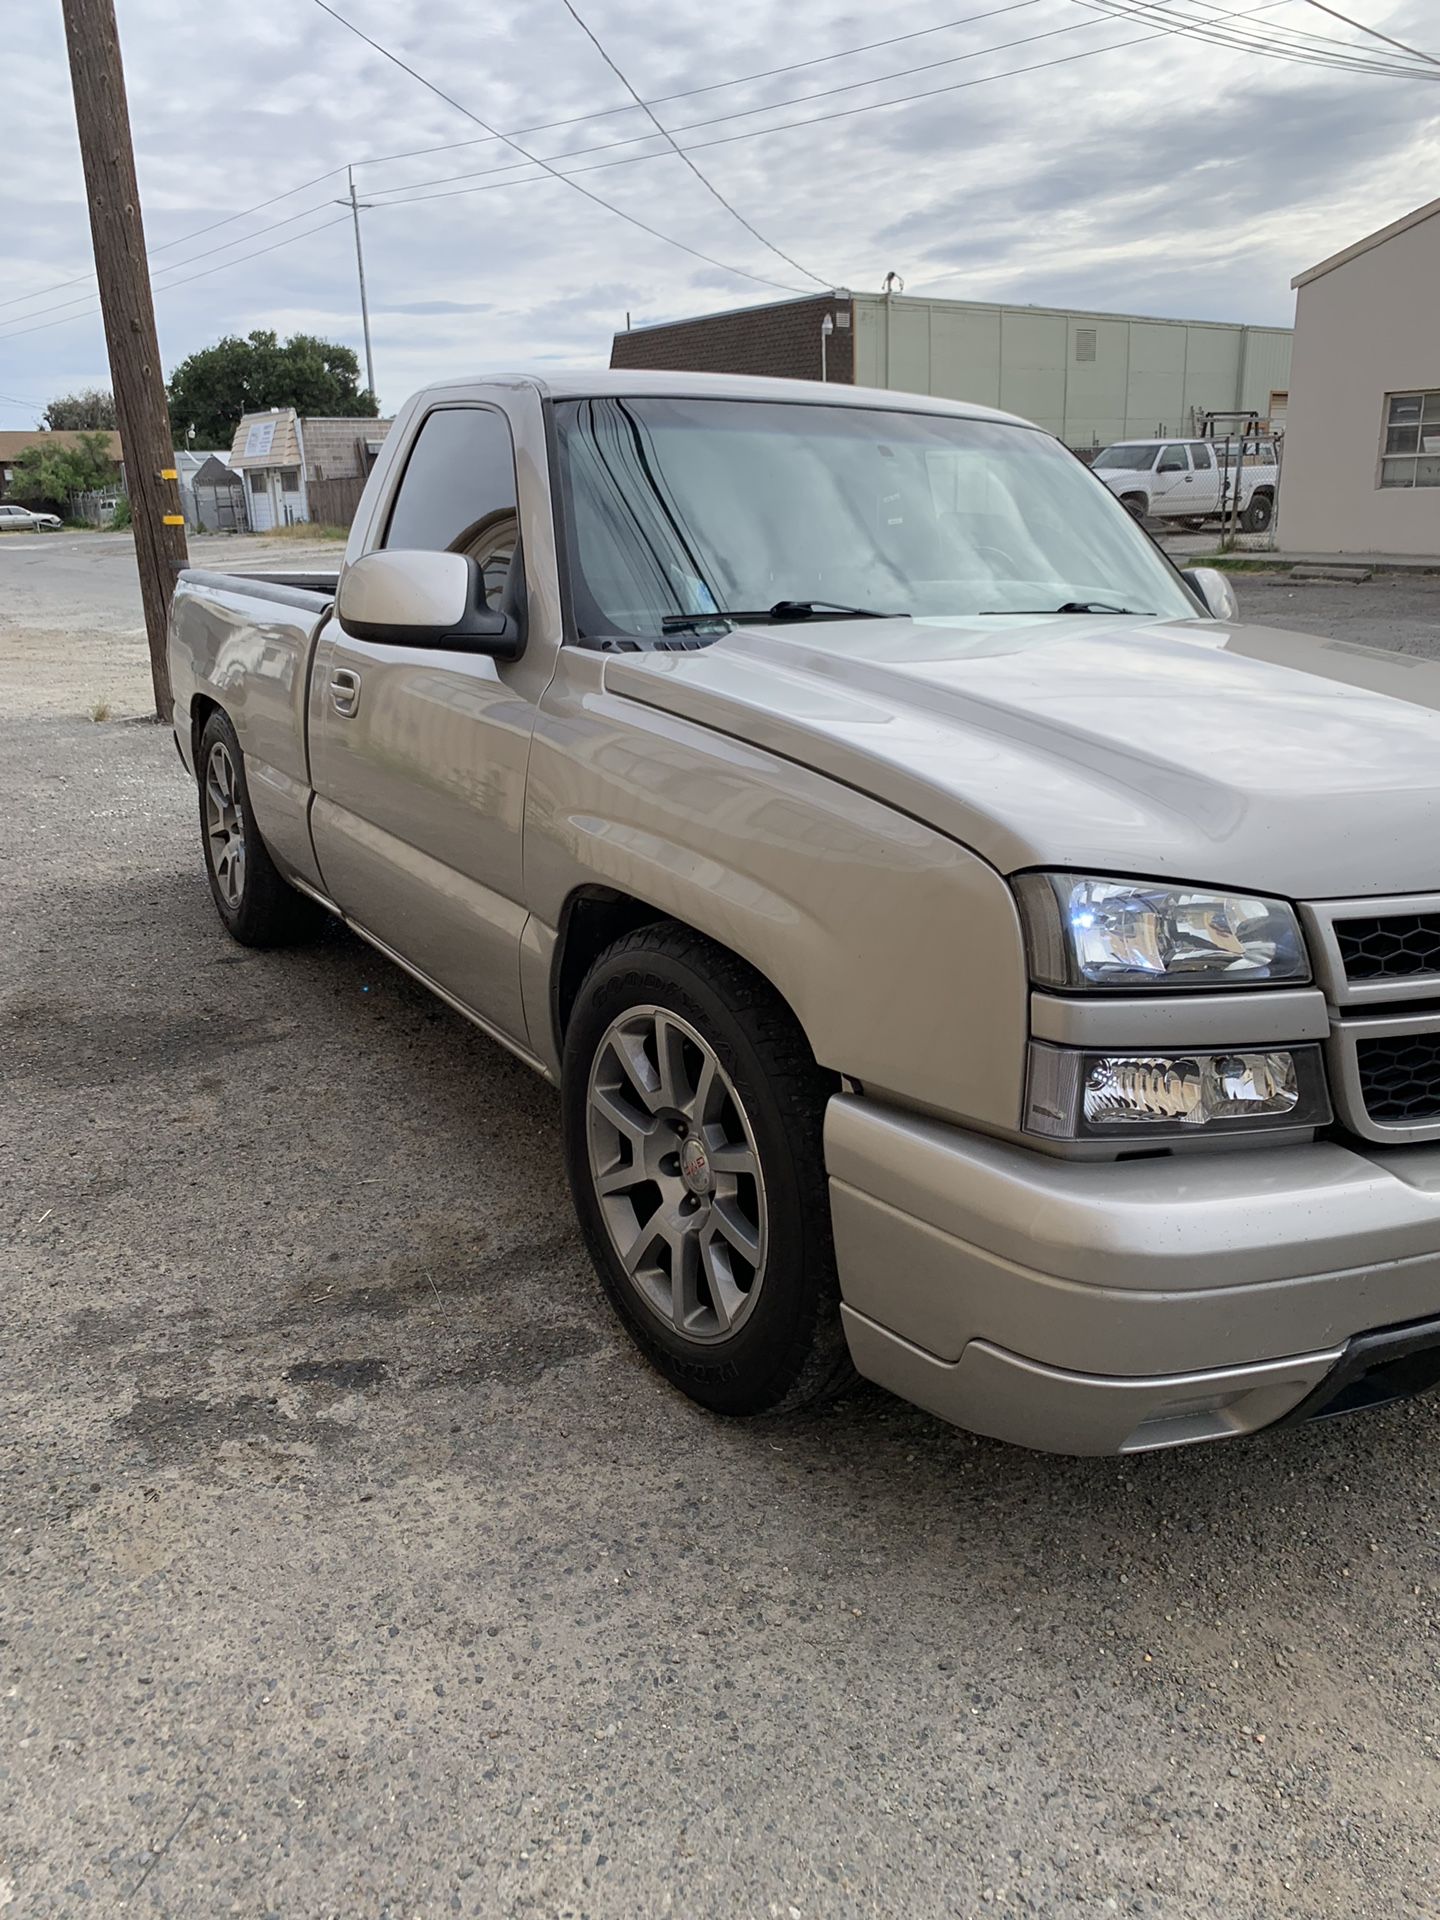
[180,567,339,608]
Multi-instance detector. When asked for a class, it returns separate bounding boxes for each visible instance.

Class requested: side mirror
[1182,566,1239,623]
[335,549,524,659]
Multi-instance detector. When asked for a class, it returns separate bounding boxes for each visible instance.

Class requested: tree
[43,387,117,430]
[166,330,378,447]
[6,430,118,512]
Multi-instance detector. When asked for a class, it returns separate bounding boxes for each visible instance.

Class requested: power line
[348,0,1048,172]
[1,8,1147,348]
[309,0,813,294]
[0,216,352,344]
[355,1,1309,214]
[0,165,347,316]
[8,0,1411,328]
[3,9,1139,345]
[360,0,1425,211]
[0,198,342,335]
[0,9,1030,323]
[1077,0,1437,73]
[0,5,1149,334]
[553,0,830,286]
[360,7,1153,204]
[1079,0,1438,74]
[1299,0,1439,64]
[2,0,1424,350]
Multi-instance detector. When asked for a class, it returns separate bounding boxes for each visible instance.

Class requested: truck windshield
[552,397,1196,639]
[1092,444,1158,471]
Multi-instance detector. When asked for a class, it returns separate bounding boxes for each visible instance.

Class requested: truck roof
[409,368,1034,429]
[1099,434,1275,447]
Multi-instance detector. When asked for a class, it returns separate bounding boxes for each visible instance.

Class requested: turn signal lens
[1026,1044,1331,1139]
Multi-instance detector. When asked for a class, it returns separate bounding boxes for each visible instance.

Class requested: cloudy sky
[2,0,1436,428]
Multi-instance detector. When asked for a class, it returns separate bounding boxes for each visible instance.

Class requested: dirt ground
[4,537,1440,1918]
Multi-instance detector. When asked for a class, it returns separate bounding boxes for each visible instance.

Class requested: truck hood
[603,613,1440,899]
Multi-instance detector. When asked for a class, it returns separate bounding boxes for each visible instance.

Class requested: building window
[248,470,266,495]
[280,469,301,493]
[1380,392,1440,489]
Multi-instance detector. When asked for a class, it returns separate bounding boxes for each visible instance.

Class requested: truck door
[1148,443,1192,515]
[1185,442,1222,516]
[307,402,538,1045]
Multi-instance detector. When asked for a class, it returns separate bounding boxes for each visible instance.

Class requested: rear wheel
[1241,491,1274,534]
[562,925,852,1416]
[197,709,323,947]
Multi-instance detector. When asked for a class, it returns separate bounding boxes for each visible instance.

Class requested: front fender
[523,665,1028,1132]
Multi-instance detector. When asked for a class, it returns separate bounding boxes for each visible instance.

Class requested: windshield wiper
[977,601,1152,616]
[660,599,906,632]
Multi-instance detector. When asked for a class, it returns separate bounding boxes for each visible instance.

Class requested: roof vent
[1075,327,1097,364]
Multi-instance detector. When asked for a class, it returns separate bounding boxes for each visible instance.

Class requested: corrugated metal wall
[853,295,1292,445]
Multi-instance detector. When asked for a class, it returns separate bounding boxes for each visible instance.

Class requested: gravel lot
[5,537,1440,1918]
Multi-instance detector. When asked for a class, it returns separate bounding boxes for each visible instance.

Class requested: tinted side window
[383,406,519,609]
[1189,443,1213,470]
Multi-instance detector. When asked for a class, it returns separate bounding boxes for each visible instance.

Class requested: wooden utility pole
[62,0,188,719]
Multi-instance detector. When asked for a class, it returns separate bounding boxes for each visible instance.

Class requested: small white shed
[227,410,308,532]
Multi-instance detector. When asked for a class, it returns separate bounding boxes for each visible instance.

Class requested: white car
[1090,437,1278,533]
[0,504,62,532]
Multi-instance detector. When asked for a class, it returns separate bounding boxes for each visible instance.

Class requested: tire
[1179,517,1208,532]
[562,924,853,1417]
[196,708,322,947]
[1121,494,1149,522]
[1241,491,1274,534]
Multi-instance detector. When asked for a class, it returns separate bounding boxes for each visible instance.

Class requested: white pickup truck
[168,370,1440,1455]
[1090,436,1279,532]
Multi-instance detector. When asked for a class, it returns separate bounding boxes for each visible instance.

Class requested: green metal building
[610,291,1293,448]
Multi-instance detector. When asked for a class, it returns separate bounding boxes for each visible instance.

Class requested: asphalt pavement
[4,536,1440,1918]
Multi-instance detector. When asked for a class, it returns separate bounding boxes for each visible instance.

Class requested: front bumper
[825,1095,1440,1454]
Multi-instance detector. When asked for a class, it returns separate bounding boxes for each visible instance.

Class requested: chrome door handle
[330,668,361,717]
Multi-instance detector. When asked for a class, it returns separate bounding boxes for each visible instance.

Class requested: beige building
[1279,196,1440,558]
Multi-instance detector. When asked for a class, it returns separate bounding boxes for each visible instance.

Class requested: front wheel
[1121,494,1149,523]
[562,925,852,1416]
[196,709,323,947]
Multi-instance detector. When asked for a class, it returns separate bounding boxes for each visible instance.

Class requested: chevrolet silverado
[168,371,1440,1454]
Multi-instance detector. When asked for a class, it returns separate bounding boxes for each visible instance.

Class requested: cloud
[0,0,1435,422]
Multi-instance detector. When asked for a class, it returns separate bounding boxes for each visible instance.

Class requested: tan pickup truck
[168,371,1440,1455]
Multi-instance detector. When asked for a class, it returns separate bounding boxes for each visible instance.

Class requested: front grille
[1336,913,1440,983]
[1356,1032,1440,1123]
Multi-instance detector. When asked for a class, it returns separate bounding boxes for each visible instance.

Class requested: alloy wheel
[586,1006,768,1343]
[204,740,246,909]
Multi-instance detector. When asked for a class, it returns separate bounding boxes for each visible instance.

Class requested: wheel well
[553,889,669,1040]
[550,889,816,1059]
[190,692,220,769]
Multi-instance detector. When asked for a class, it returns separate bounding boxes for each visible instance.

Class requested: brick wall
[610,295,854,385]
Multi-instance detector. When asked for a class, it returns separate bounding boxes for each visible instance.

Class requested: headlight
[1026,1043,1331,1139]
[1014,873,1309,990]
